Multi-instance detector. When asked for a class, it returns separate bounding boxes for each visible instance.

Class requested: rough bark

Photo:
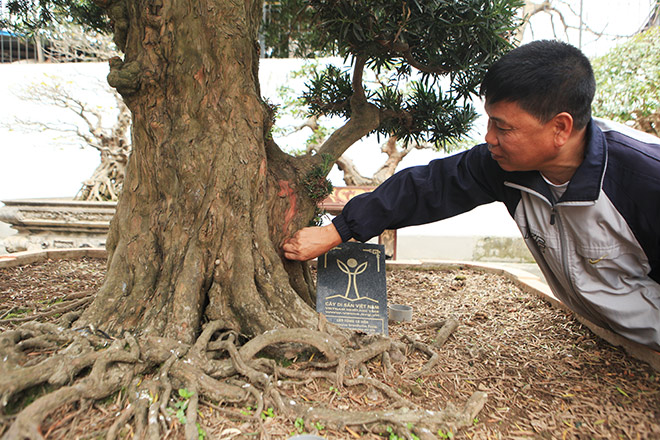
[78,0,330,344]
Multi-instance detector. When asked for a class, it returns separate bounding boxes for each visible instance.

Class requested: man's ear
[552,112,574,146]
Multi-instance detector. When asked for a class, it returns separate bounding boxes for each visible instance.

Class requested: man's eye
[488,120,513,132]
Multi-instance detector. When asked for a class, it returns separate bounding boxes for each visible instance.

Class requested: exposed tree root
[0,318,487,440]
[402,336,440,380]
[3,332,139,439]
[432,318,460,349]
[0,292,94,327]
[271,388,487,440]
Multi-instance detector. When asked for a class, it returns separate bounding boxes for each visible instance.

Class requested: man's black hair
[480,40,596,130]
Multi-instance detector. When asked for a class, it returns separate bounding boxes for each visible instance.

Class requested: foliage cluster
[303,153,334,226]
[591,26,660,134]
[1,0,108,34]
[1,0,116,63]
[261,0,324,58]
[301,0,523,147]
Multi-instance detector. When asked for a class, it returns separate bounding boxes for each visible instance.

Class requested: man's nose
[485,127,498,146]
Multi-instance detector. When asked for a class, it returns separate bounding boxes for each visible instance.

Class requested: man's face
[484,100,558,173]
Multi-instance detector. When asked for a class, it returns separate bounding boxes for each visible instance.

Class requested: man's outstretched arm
[282,223,343,261]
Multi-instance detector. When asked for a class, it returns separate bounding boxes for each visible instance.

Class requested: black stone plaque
[316,242,387,335]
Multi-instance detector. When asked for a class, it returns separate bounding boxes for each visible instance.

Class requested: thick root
[272,389,487,439]
[2,333,139,439]
[1,319,486,439]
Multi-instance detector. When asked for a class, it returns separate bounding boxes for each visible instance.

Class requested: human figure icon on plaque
[326,258,378,303]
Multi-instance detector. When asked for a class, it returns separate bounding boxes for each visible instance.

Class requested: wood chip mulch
[0,258,658,439]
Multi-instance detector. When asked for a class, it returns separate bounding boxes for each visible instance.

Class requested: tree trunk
[79,0,320,344]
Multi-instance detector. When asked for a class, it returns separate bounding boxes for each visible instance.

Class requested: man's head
[480,40,595,130]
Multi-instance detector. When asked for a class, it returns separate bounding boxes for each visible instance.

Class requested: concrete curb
[1,250,658,371]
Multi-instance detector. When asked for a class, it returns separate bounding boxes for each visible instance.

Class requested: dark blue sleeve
[332,144,512,242]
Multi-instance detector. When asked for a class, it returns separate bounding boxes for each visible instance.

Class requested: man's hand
[282,224,343,261]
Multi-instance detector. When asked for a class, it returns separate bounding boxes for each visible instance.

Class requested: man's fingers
[282,224,342,261]
[282,237,305,260]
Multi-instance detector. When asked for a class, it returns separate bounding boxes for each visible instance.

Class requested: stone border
[0,248,107,269]
[1,249,658,371]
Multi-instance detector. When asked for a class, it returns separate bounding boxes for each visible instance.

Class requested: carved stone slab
[0,198,116,253]
[316,242,387,335]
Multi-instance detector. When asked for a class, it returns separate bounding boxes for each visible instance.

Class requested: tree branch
[385,41,450,74]
[351,54,368,102]
[317,55,381,162]
[402,50,450,75]
[315,104,381,162]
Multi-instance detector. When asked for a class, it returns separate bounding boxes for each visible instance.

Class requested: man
[282,40,660,351]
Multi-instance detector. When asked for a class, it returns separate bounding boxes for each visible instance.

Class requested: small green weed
[294,417,307,433]
[385,426,404,440]
[437,429,454,438]
[261,407,275,420]
[405,423,420,440]
[3,308,31,319]
[168,388,206,440]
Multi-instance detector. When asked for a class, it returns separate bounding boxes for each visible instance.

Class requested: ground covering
[0,258,658,439]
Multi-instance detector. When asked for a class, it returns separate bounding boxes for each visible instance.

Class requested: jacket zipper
[549,197,593,316]
[504,179,606,324]
[550,205,573,290]
[505,181,579,304]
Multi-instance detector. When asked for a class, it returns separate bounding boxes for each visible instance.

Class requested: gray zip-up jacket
[332,118,660,350]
